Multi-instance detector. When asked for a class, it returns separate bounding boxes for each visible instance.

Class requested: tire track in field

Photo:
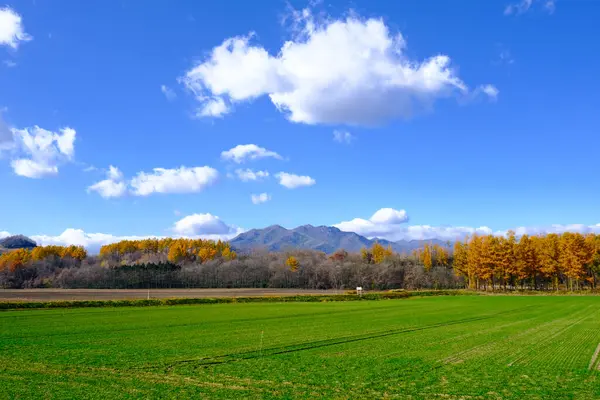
[371,317,535,362]
[5,304,409,340]
[589,342,600,371]
[12,299,464,339]
[505,309,595,367]
[439,303,583,365]
[139,306,535,371]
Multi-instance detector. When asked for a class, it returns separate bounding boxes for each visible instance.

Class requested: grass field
[1,296,599,399]
[0,288,338,301]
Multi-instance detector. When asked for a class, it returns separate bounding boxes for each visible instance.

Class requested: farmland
[1,296,599,399]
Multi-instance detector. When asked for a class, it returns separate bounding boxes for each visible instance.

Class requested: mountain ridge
[230,224,449,254]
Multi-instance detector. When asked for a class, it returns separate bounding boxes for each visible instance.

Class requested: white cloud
[235,168,269,182]
[251,193,271,204]
[87,166,127,198]
[335,207,600,241]
[391,225,495,242]
[0,7,31,49]
[333,130,354,144]
[2,126,77,178]
[504,0,554,15]
[25,213,246,253]
[275,172,316,189]
[7,221,600,254]
[181,7,493,127]
[221,144,282,163]
[197,96,230,118]
[31,229,159,255]
[335,208,410,239]
[21,213,244,253]
[479,84,499,101]
[502,224,600,237]
[83,165,98,172]
[130,166,218,196]
[107,165,122,180]
[11,159,58,178]
[160,85,177,101]
[334,208,499,241]
[172,213,244,239]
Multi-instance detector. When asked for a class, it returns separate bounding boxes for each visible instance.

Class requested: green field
[1,296,599,399]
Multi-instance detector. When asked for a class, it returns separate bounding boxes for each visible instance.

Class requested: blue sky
[1,0,599,249]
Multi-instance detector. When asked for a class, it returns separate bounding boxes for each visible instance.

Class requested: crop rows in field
[1,296,599,399]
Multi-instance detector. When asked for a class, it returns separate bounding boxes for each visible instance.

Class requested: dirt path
[0,288,340,301]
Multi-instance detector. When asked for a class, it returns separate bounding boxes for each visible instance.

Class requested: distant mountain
[0,235,37,253]
[230,225,451,254]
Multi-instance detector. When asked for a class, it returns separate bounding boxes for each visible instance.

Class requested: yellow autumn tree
[467,234,484,289]
[537,233,562,290]
[360,247,372,264]
[452,240,471,288]
[421,244,433,272]
[167,241,187,264]
[559,232,593,290]
[371,242,392,264]
[286,256,299,272]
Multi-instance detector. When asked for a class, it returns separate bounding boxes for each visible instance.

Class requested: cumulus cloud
[333,130,354,144]
[87,166,127,198]
[11,159,57,177]
[275,172,316,189]
[7,221,600,254]
[160,85,177,101]
[31,229,155,254]
[130,166,218,196]
[87,165,219,198]
[389,225,495,242]
[0,7,31,49]
[335,207,600,241]
[251,192,271,204]
[221,144,282,164]
[18,213,245,253]
[172,213,244,239]
[335,208,410,239]
[505,224,600,237]
[1,125,77,178]
[180,7,496,127]
[235,168,269,182]
[504,0,554,15]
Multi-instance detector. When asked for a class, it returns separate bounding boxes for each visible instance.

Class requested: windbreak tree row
[415,232,600,291]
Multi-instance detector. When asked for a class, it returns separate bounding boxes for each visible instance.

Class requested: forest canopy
[0,232,598,291]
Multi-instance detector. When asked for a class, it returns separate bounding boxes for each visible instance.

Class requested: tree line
[1,233,598,291]
[416,232,600,291]
[0,240,460,290]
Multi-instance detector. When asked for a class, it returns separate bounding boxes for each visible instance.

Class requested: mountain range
[230,224,449,254]
[0,235,37,254]
[0,228,448,255]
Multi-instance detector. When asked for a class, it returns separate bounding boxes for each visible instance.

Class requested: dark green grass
[1,296,599,399]
[0,289,468,310]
